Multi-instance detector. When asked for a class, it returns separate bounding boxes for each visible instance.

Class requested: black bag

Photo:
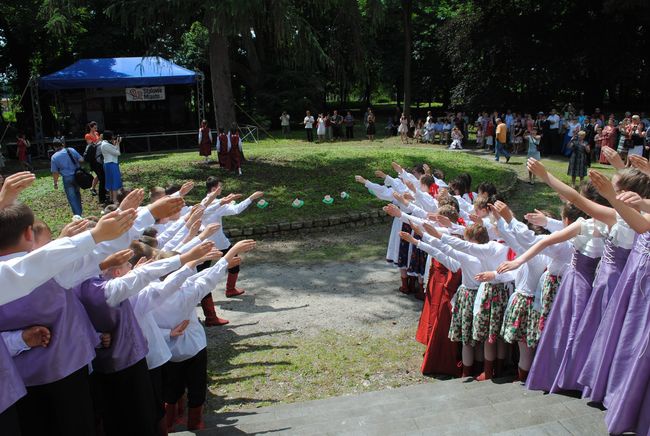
[83,142,102,165]
[65,148,94,189]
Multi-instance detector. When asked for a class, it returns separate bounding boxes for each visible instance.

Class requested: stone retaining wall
[223,208,392,238]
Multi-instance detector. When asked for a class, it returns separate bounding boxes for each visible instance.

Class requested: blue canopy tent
[30,57,205,154]
[39,57,199,90]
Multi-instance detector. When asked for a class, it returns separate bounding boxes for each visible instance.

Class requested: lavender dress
[578,232,644,401]
[601,232,650,434]
[555,225,633,390]
[527,219,604,393]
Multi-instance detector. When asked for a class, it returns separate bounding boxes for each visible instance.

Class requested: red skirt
[218,150,231,169]
[229,147,241,170]
[419,261,462,377]
[199,142,212,157]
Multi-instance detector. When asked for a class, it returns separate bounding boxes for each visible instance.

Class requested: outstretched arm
[497,220,582,273]
[528,158,616,226]
[590,170,650,233]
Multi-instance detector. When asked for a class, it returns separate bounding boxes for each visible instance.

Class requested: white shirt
[1,331,30,357]
[201,196,254,250]
[501,218,572,277]
[198,129,213,144]
[129,262,193,369]
[548,114,560,129]
[303,116,314,129]
[280,114,290,126]
[0,231,97,304]
[440,234,510,281]
[153,259,229,362]
[103,255,182,308]
[100,140,120,164]
[422,235,482,288]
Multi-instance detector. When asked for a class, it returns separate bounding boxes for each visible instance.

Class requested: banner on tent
[125,86,166,101]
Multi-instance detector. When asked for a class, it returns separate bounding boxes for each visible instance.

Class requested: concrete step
[171,377,607,435]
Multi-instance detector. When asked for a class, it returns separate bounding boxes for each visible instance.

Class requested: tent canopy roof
[39,57,197,90]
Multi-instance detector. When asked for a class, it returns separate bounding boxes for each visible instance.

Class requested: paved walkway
[172,376,607,435]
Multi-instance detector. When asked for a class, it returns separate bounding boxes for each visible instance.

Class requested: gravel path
[202,259,423,345]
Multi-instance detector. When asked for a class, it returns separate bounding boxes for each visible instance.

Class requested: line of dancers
[0,172,263,436]
[355,150,650,435]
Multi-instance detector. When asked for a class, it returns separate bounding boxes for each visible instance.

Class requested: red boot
[225,272,245,297]
[187,406,205,431]
[414,281,425,301]
[399,276,409,294]
[175,394,186,425]
[475,359,494,381]
[514,367,529,383]
[164,403,177,433]
[200,294,229,326]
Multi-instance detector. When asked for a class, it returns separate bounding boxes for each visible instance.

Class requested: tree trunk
[208,31,236,129]
[402,0,413,117]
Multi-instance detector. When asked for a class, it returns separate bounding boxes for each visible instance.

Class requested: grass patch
[206,328,426,412]
[20,137,517,233]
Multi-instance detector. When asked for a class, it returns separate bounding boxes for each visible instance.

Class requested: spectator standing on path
[316,113,327,142]
[16,133,32,171]
[302,111,314,142]
[83,122,107,205]
[50,142,84,216]
[366,109,376,141]
[626,114,646,158]
[331,110,343,141]
[100,130,123,204]
[198,119,213,163]
[494,118,511,163]
[280,111,291,137]
[547,108,561,154]
[566,130,589,187]
[344,111,355,139]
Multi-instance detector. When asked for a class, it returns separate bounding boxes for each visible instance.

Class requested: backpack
[84,142,103,165]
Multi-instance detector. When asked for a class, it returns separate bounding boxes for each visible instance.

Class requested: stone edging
[224,167,519,238]
[223,208,392,238]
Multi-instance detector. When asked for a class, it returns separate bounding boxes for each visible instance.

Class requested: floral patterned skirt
[538,275,560,335]
[449,286,478,346]
[500,292,540,348]
[472,283,509,343]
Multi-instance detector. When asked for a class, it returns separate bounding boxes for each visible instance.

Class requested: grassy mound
[20,139,517,233]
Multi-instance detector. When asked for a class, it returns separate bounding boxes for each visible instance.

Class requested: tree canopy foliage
[2,0,650,131]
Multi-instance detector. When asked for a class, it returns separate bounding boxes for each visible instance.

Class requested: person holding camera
[100,131,123,204]
[626,115,646,158]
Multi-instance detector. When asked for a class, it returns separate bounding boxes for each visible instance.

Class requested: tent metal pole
[196,71,206,126]
[29,77,45,157]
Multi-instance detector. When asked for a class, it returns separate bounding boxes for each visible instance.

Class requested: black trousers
[91,359,157,436]
[345,126,354,139]
[90,162,107,204]
[149,366,165,422]
[162,348,208,408]
[197,246,239,275]
[16,366,95,436]
[0,404,21,436]
[305,128,313,142]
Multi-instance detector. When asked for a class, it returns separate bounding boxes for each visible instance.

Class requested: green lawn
[207,328,425,412]
[20,137,517,233]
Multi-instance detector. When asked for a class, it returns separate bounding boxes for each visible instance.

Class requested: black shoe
[90,188,98,196]
[506,156,511,163]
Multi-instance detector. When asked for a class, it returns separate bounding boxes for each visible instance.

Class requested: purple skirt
[601,233,650,435]
[578,234,644,402]
[526,250,600,393]
[556,241,630,391]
